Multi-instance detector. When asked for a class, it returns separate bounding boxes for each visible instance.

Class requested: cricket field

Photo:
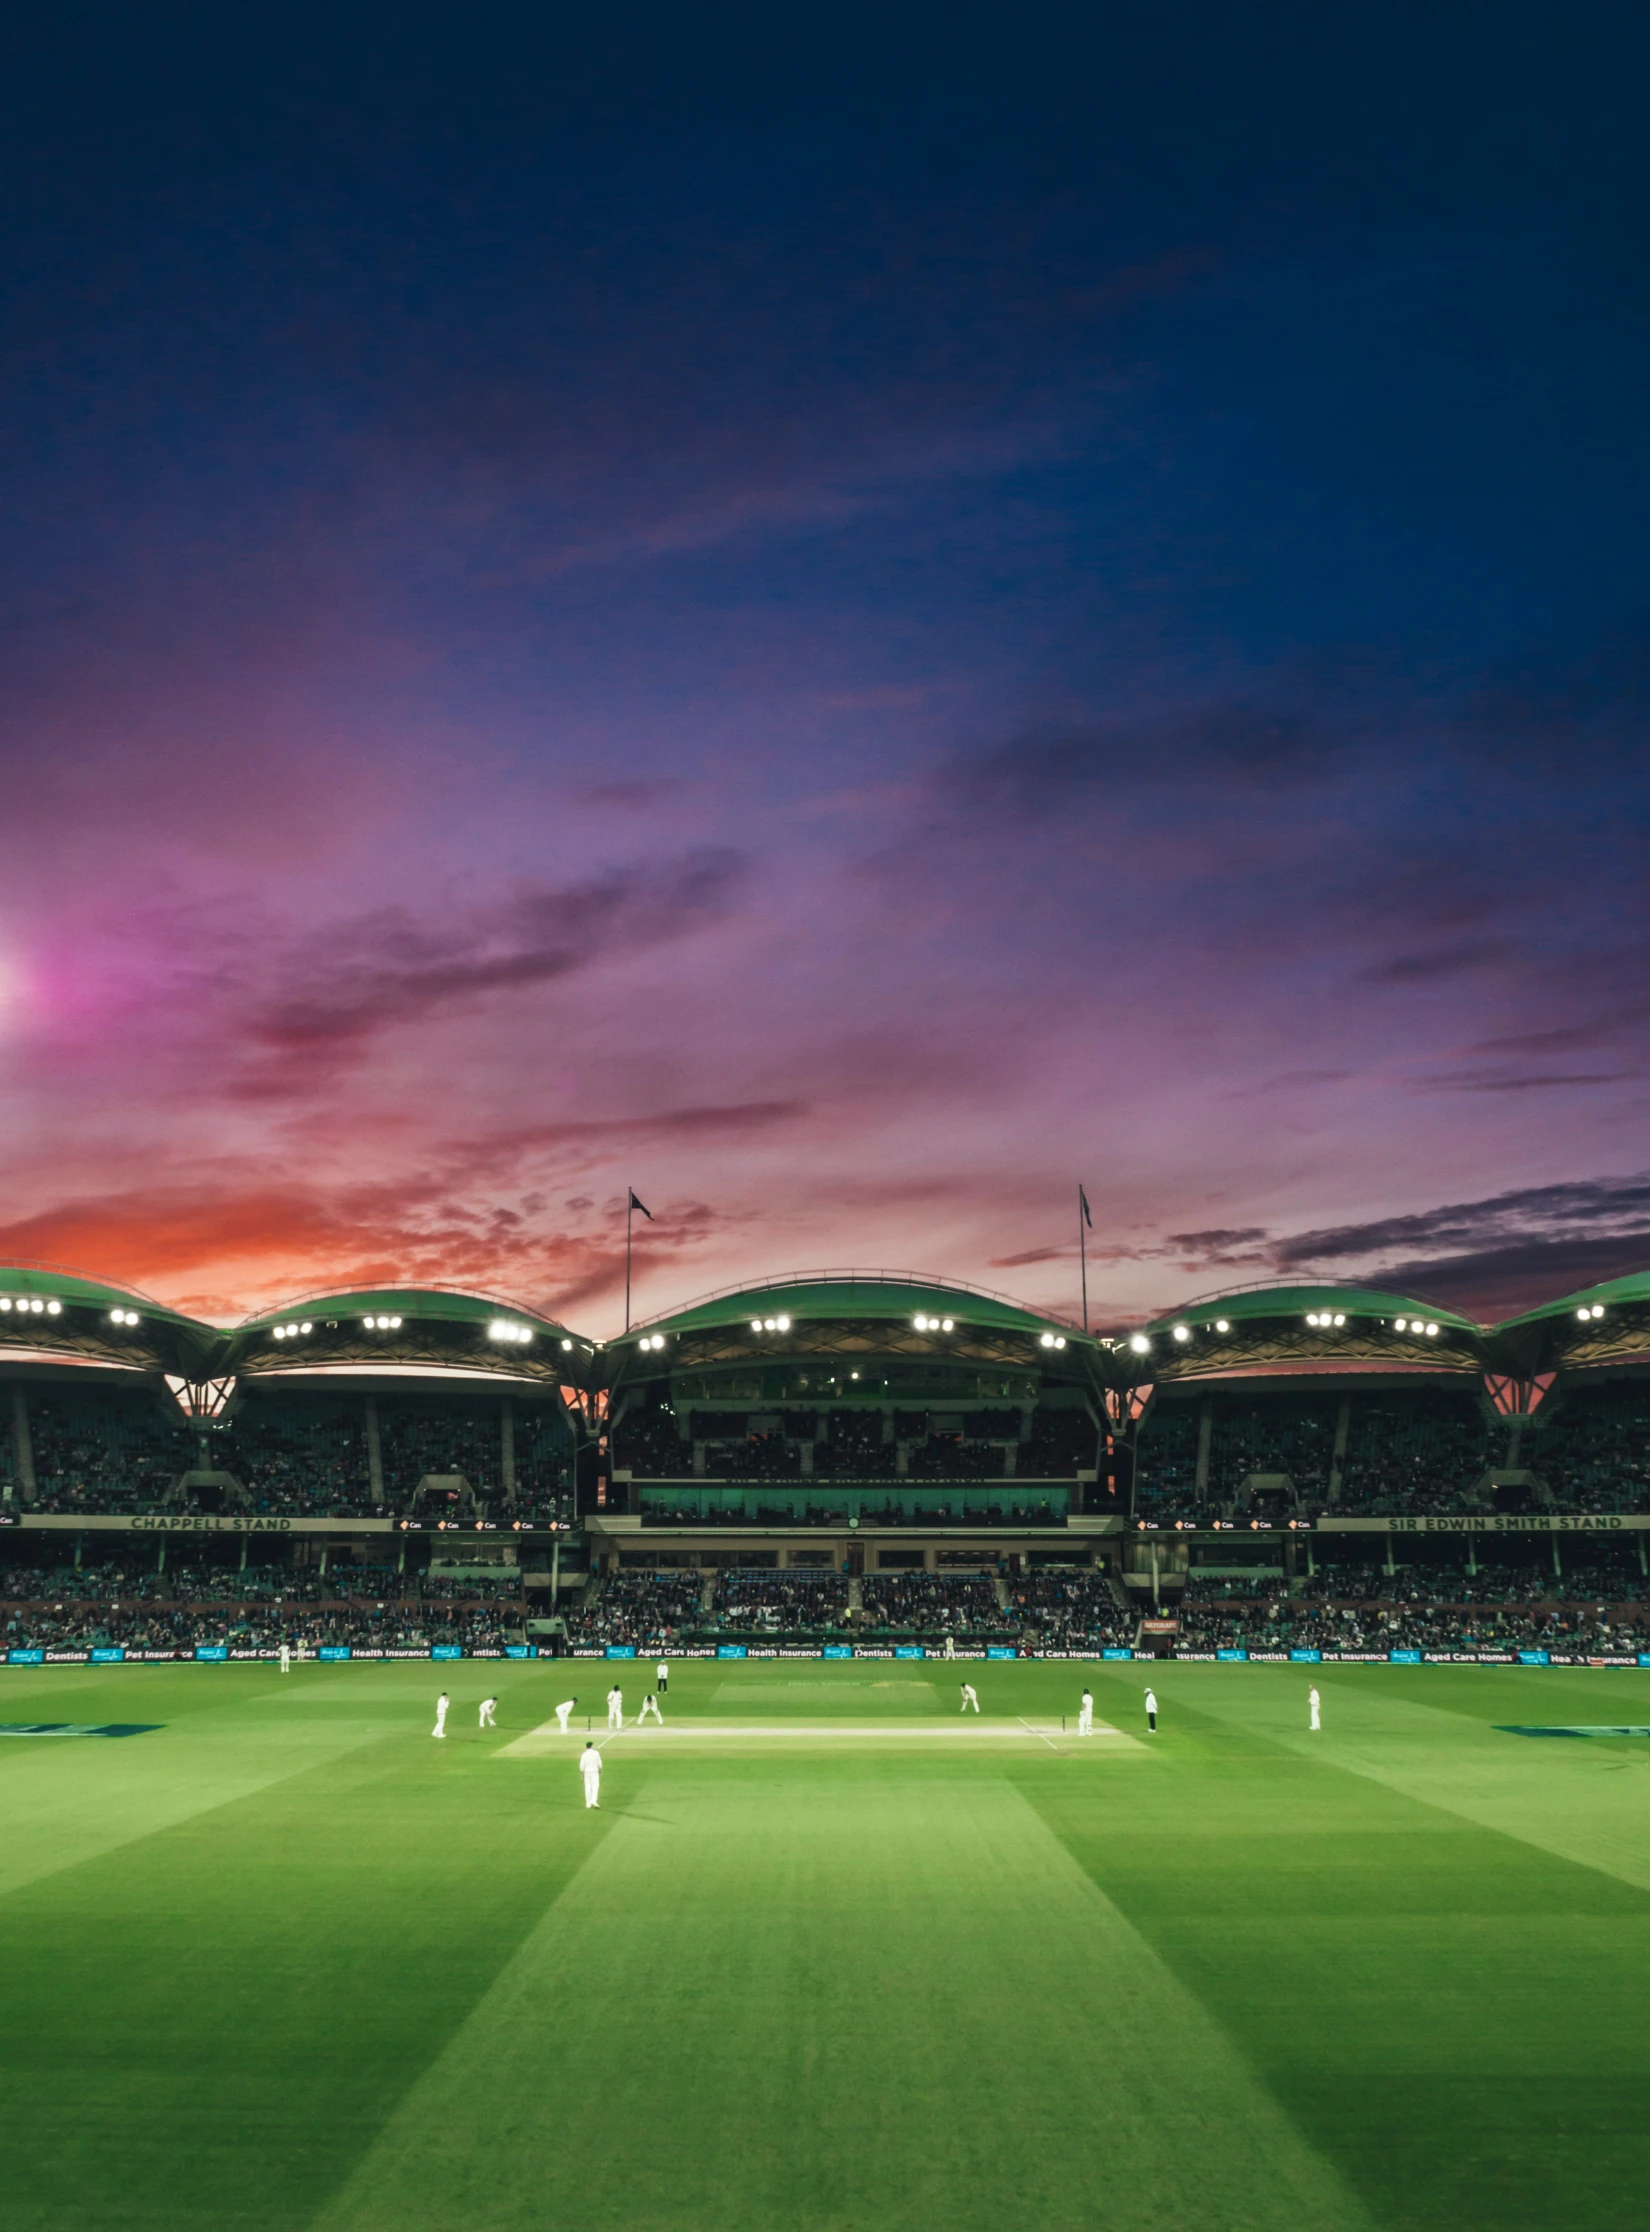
[2,1656,1648,2231]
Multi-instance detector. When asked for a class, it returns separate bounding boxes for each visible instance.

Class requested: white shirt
[657,1663,668,1680]
[1144,1691,1157,1713]
[579,1750,602,1780]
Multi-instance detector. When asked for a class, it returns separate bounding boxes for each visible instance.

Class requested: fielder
[1309,1684,1321,1732]
[554,1697,578,1733]
[433,1691,449,1740]
[960,1683,980,1713]
[1078,1687,1094,1736]
[638,1692,663,1724]
[479,1696,498,1729]
[1144,1686,1157,1733]
[656,1660,669,1693]
[279,1642,291,1675]
[580,1741,602,1809]
[606,1684,624,1730]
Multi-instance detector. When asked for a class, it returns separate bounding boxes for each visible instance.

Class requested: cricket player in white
[960,1683,980,1712]
[479,1696,498,1728]
[279,1643,291,1675]
[1078,1688,1094,1735]
[638,1692,663,1724]
[1144,1687,1157,1733]
[580,1742,602,1808]
[656,1660,669,1693]
[1309,1684,1321,1731]
[606,1684,624,1730]
[433,1691,449,1739]
[554,1697,577,1733]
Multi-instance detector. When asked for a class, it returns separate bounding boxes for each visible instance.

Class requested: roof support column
[1194,1401,1212,1509]
[1328,1395,1351,1505]
[365,1396,384,1506]
[12,1386,34,1504]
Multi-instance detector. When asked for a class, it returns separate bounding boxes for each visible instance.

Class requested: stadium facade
[3,1257,1650,1665]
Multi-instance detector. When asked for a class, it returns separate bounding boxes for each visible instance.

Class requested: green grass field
[4,1656,1649,2232]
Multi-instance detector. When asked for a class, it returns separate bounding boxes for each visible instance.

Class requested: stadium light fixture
[561,1337,574,1350]
[1425,1322,1439,1337]
[487,1320,533,1344]
[1395,1318,1407,1331]
[46,1300,60,1315]
[107,1307,141,1327]
[750,1319,763,1332]
[1333,1313,1345,1327]
[1172,1323,1190,1342]
[1128,1332,1150,1355]
[1039,1330,1055,1347]
[1214,1318,1230,1333]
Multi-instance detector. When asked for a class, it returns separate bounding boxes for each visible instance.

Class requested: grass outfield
[3,1661,1650,2231]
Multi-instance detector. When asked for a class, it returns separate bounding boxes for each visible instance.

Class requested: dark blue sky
[1,2,1647,1325]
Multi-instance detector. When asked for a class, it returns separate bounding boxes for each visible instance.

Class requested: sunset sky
[2,4,1648,1330]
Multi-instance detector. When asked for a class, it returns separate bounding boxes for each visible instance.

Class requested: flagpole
[1079,1184,1089,1334]
[625,1193,633,1333]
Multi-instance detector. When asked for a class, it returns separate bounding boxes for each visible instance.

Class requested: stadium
[5,1257,1649,1668]
[9,1255,1650,2232]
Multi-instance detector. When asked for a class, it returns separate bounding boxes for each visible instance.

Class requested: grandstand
[3,1258,1650,1660]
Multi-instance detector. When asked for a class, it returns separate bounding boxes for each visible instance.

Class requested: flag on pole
[1079,1184,1092,1228]
[629,1190,654,1220]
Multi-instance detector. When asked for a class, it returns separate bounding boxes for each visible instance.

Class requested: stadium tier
[2,1263,1650,1657]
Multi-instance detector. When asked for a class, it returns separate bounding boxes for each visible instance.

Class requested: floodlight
[941,1317,954,1331]
[300,1322,312,1334]
[1214,1319,1230,1333]
[1395,1318,1407,1331]
[561,1337,574,1351]
[1576,1306,1590,1320]
[1054,1335,1066,1349]
[1039,1331,1055,1348]
[1425,1323,1439,1337]
[0,1299,10,1311]
[1129,1333,1150,1355]
[1172,1323,1190,1342]
[1333,1313,1345,1327]
[751,1319,763,1332]
[1592,1303,1606,1319]
[46,1300,60,1316]
[775,1316,790,1332]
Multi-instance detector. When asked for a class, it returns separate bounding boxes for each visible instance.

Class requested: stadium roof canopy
[1493,1269,1650,1332]
[1143,1280,1479,1335]
[621,1270,1092,1348]
[1131,1278,1483,1383]
[0,1262,208,1330]
[237,1285,579,1337]
[1489,1268,1650,1374]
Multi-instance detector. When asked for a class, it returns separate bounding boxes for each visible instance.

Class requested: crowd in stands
[1,1593,519,1652]
[1009,1571,1135,1649]
[1535,1383,1650,1512]
[1335,1392,1492,1514]
[858,1571,1017,1636]
[636,1493,1068,1526]
[563,1572,704,1647]
[5,1386,575,1522]
[614,1403,1095,1484]
[707,1570,851,1633]
[1173,1599,1649,1654]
